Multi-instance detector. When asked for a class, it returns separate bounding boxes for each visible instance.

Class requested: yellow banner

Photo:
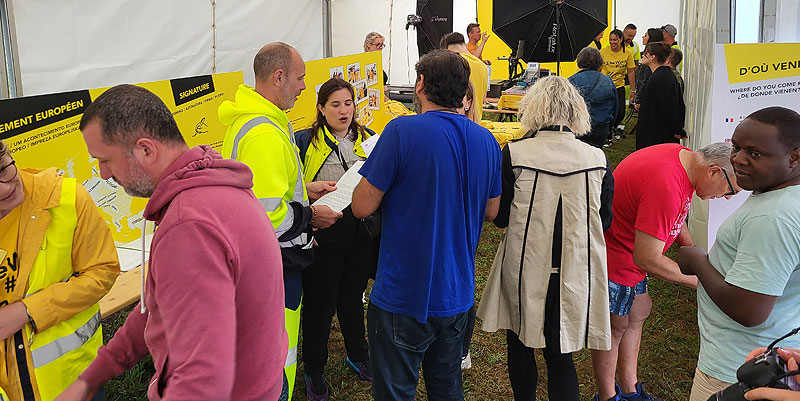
[724,43,800,84]
[287,51,391,134]
[0,72,243,243]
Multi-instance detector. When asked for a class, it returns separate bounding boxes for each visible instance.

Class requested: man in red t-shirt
[591,143,741,401]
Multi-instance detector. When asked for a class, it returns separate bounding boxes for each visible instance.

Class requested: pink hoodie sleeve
[79,302,149,389]
[150,220,237,400]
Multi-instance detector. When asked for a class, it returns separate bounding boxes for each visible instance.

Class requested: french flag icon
[725,118,735,122]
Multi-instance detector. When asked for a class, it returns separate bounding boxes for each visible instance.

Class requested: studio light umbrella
[493,0,607,75]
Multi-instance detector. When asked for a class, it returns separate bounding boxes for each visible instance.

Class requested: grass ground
[101,116,701,400]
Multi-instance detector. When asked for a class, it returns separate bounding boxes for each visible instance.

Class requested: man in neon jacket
[218,42,342,400]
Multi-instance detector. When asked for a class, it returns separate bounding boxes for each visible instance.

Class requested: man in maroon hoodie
[55,84,288,401]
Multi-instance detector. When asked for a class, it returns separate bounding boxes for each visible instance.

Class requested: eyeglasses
[371,42,385,49]
[720,167,737,196]
[0,160,18,184]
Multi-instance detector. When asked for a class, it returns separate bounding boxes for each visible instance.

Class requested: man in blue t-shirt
[677,106,800,401]
[353,49,502,400]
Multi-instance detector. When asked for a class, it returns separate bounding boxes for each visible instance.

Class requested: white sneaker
[461,352,472,370]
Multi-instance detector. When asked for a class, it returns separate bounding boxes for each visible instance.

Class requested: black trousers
[301,242,374,378]
[612,86,627,132]
[506,273,580,401]
[581,122,610,148]
[462,305,476,358]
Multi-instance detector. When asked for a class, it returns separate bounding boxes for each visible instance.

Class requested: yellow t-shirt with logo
[461,52,489,121]
[600,46,635,88]
[0,207,21,306]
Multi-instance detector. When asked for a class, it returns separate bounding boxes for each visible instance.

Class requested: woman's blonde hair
[517,75,591,137]
[363,32,384,52]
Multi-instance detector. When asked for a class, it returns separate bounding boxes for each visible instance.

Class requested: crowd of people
[582,24,686,150]
[0,20,797,401]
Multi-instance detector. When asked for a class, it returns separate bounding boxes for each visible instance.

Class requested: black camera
[708,327,800,401]
[405,14,422,30]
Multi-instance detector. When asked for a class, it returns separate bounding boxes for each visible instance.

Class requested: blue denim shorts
[608,276,648,316]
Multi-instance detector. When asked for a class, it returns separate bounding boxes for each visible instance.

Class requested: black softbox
[493,0,607,73]
[416,0,454,56]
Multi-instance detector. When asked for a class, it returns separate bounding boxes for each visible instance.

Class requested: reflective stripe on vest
[31,311,100,368]
[284,346,298,368]
[231,116,310,249]
[24,178,104,401]
[283,302,301,400]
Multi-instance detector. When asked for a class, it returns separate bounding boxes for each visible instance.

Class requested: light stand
[554,0,563,76]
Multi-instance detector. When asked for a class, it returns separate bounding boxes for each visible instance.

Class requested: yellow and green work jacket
[295,125,373,183]
[219,85,313,311]
[0,169,119,401]
[219,84,317,401]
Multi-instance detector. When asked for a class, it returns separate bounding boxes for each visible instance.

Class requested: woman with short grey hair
[568,47,618,148]
[363,32,388,86]
[478,75,615,401]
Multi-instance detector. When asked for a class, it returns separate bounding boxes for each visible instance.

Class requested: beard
[412,92,422,114]
[115,157,156,198]
[278,83,298,110]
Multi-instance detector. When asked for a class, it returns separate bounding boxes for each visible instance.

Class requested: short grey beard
[119,157,157,198]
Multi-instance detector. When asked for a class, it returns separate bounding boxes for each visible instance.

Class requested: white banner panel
[707,42,800,243]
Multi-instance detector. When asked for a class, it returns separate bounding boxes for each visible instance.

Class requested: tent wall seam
[0,0,21,98]
[212,0,217,74]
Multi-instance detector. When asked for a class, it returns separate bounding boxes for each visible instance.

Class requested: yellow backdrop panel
[287,51,391,134]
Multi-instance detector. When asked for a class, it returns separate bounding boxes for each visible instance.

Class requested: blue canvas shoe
[621,382,663,401]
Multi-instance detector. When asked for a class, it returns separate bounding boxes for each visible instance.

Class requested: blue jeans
[91,388,106,401]
[608,276,648,316]
[367,302,468,401]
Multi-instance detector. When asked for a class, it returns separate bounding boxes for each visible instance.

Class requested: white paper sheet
[115,248,148,272]
[360,134,381,157]
[115,232,153,272]
[313,161,365,213]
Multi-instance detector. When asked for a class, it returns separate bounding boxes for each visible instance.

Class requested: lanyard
[323,129,350,171]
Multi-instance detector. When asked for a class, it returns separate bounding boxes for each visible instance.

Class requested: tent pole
[0,0,21,98]
[322,0,333,58]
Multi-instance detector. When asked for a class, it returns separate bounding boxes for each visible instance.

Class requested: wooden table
[99,267,142,318]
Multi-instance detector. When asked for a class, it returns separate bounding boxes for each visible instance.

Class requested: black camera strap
[769,327,800,350]
[323,131,350,171]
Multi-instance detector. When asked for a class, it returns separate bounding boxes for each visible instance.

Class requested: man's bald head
[253,42,307,110]
[254,42,297,83]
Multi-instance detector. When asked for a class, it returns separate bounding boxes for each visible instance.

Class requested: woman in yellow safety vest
[295,78,379,401]
[0,139,119,401]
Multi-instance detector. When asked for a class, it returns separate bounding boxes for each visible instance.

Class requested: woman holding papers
[295,78,378,401]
